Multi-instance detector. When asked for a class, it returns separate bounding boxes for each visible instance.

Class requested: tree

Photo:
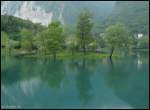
[104,23,130,58]
[1,15,44,36]
[109,1,149,34]
[137,36,149,49]
[47,21,64,59]
[65,35,79,55]
[76,9,93,54]
[1,32,9,48]
[88,40,98,52]
[20,28,33,51]
[97,34,106,48]
[34,30,49,55]
[1,32,9,55]
[7,40,18,55]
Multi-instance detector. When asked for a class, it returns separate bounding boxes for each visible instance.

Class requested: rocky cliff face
[1,1,53,26]
[1,1,115,26]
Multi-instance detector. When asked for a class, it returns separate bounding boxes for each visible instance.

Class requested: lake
[1,51,149,109]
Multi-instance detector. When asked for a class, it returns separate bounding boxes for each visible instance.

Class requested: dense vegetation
[1,7,149,59]
[1,15,45,40]
[108,1,149,34]
[96,1,149,35]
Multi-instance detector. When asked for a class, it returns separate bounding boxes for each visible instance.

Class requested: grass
[1,48,122,59]
[23,51,121,60]
[132,48,149,52]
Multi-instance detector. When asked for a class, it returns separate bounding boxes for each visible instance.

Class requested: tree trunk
[81,32,86,55]
[110,47,114,59]
[5,48,7,56]
[83,44,86,55]
[109,57,114,69]
[53,52,56,60]
[44,48,46,55]
[8,48,11,56]
[71,49,74,55]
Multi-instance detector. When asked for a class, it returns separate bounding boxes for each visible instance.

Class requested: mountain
[1,15,44,40]
[1,1,115,26]
[1,1,148,35]
[108,1,149,34]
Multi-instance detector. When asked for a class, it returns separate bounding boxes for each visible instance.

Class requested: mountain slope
[1,15,44,40]
[1,1,115,26]
[108,1,149,34]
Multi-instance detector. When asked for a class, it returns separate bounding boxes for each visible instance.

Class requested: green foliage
[109,1,149,34]
[1,32,16,55]
[20,28,33,51]
[95,33,106,48]
[65,35,79,54]
[104,23,130,57]
[77,10,93,53]
[1,15,44,40]
[104,23,130,48]
[1,32,9,47]
[47,21,64,57]
[33,32,46,54]
[137,37,149,49]
[34,21,64,57]
[88,40,98,52]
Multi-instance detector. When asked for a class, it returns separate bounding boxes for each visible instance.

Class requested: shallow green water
[1,52,149,109]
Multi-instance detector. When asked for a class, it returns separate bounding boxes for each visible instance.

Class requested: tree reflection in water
[1,54,148,109]
[73,58,99,105]
[40,59,65,89]
[106,54,149,109]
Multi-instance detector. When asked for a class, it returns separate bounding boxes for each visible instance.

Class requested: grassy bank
[2,48,120,59]
[3,48,148,60]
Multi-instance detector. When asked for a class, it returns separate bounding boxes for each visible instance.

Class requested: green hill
[1,15,44,40]
[108,1,149,34]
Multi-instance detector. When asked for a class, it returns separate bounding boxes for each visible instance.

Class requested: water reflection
[106,53,149,109]
[39,59,65,89]
[75,59,93,105]
[1,52,149,109]
[19,77,41,96]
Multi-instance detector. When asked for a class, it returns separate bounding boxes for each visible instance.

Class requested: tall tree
[65,35,79,55]
[34,31,48,55]
[1,32,9,55]
[47,21,64,59]
[104,23,130,58]
[76,10,93,54]
[20,28,33,52]
[1,32,9,48]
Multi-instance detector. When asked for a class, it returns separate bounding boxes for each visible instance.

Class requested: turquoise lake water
[1,52,149,109]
